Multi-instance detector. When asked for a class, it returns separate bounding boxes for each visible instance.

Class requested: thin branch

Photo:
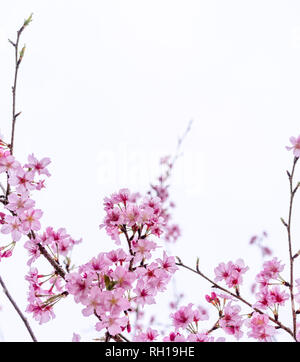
[285,156,299,338]
[176,260,295,340]
[0,275,37,342]
[37,243,67,279]
[206,319,220,334]
[172,119,193,166]
[6,14,32,198]
[28,231,67,280]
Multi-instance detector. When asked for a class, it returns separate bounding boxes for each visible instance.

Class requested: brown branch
[37,243,66,279]
[176,260,295,340]
[28,231,67,280]
[0,275,37,342]
[285,156,299,338]
[206,319,220,334]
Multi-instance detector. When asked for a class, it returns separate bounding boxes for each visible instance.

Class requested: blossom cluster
[148,156,181,243]
[1,132,300,342]
[0,138,82,323]
[214,259,249,292]
[254,258,289,314]
[67,208,178,336]
[0,141,51,259]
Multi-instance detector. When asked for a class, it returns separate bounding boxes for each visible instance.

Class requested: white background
[0,0,300,341]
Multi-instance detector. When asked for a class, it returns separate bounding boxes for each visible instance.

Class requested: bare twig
[6,14,32,198]
[172,119,193,166]
[0,275,37,342]
[176,260,295,340]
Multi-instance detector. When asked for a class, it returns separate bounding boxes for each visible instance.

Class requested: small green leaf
[19,45,26,61]
[24,13,33,26]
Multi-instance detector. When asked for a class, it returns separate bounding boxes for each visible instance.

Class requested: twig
[6,14,32,198]
[207,319,220,334]
[176,260,295,340]
[0,275,37,342]
[172,119,193,166]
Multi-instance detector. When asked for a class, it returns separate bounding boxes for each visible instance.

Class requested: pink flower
[20,209,43,232]
[171,303,194,330]
[134,328,159,342]
[0,154,20,175]
[219,302,244,340]
[214,259,248,288]
[246,312,276,342]
[9,168,35,192]
[106,249,129,264]
[1,214,23,241]
[6,192,35,214]
[286,135,300,157]
[103,289,130,315]
[156,251,178,274]
[112,266,136,289]
[81,287,104,316]
[66,273,93,303]
[95,315,128,336]
[214,262,234,283]
[193,306,209,322]
[88,253,111,274]
[24,238,41,265]
[262,257,284,279]
[133,280,156,307]
[269,286,289,306]
[25,154,51,177]
[26,301,55,324]
[132,238,157,262]
[124,204,140,226]
[254,287,273,309]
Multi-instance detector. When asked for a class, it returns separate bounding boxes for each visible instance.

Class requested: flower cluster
[24,226,82,323]
[253,258,289,315]
[214,259,249,292]
[246,312,276,341]
[101,188,164,245]
[162,303,223,342]
[0,141,51,259]
[148,156,181,243]
[66,248,177,336]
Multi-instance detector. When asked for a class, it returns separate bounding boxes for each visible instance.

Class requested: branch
[172,119,193,166]
[28,231,67,280]
[284,156,299,338]
[6,14,32,198]
[37,243,67,280]
[176,260,295,340]
[0,275,37,342]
